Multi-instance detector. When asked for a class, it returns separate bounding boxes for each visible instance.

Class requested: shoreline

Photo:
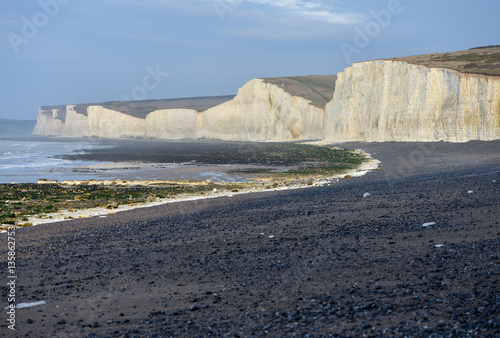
[2,150,380,229]
[0,140,372,229]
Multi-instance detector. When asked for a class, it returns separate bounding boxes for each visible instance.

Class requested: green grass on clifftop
[262,75,336,109]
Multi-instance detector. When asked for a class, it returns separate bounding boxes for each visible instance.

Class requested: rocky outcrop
[33,60,500,143]
[323,60,500,143]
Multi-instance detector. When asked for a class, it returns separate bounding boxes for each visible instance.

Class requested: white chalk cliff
[197,79,325,141]
[324,60,500,142]
[33,79,326,141]
[32,107,65,136]
[61,105,147,139]
[33,60,500,143]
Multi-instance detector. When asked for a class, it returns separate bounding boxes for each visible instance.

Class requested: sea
[0,138,250,184]
[0,139,110,184]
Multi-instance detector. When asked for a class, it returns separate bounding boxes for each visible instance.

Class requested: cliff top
[384,46,500,76]
[261,75,336,109]
[41,96,235,120]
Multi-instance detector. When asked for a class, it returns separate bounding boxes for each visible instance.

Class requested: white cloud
[207,0,367,41]
[105,0,365,40]
[212,0,365,24]
[121,0,365,25]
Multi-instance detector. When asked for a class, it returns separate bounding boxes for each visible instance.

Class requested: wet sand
[1,141,499,337]
[72,162,269,182]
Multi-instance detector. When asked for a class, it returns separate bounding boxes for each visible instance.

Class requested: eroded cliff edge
[324,60,500,143]
[33,76,333,141]
[33,60,500,143]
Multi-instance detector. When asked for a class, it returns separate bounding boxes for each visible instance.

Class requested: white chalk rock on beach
[4,301,46,310]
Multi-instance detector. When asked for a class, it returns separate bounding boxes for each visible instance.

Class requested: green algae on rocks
[1,142,368,228]
[0,181,249,228]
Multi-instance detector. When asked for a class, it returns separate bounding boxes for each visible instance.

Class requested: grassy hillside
[385,45,500,76]
[262,75,337,109]
[0,119,37,137]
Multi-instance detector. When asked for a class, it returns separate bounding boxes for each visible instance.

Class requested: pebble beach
[1,141,499,336]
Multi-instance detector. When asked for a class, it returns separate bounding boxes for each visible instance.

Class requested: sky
[0,0,498,120]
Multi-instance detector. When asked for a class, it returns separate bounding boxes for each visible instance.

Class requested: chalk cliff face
[33,60,500,143]
[32,107,65,136]
[33,78,325,141]
[324,60,500,142]
[146,109,198,139]
[197,79,325,141]
[60,106,146,139]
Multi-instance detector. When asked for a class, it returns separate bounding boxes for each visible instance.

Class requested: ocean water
[0,139,250,184]
[0,139,110,183]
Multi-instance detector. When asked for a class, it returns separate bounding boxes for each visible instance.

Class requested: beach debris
[493,180,497,183]
[269,235,275,239]
[467,190,474,194]
[363,192,371,198]
[422,222,436,227]
[37,179,58,184]
[4,300,46,310]
[212,188,218,193]
[189,305,200,312]
[434,244,444,248]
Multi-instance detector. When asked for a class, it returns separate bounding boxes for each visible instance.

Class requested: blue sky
[0,0,498,120]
